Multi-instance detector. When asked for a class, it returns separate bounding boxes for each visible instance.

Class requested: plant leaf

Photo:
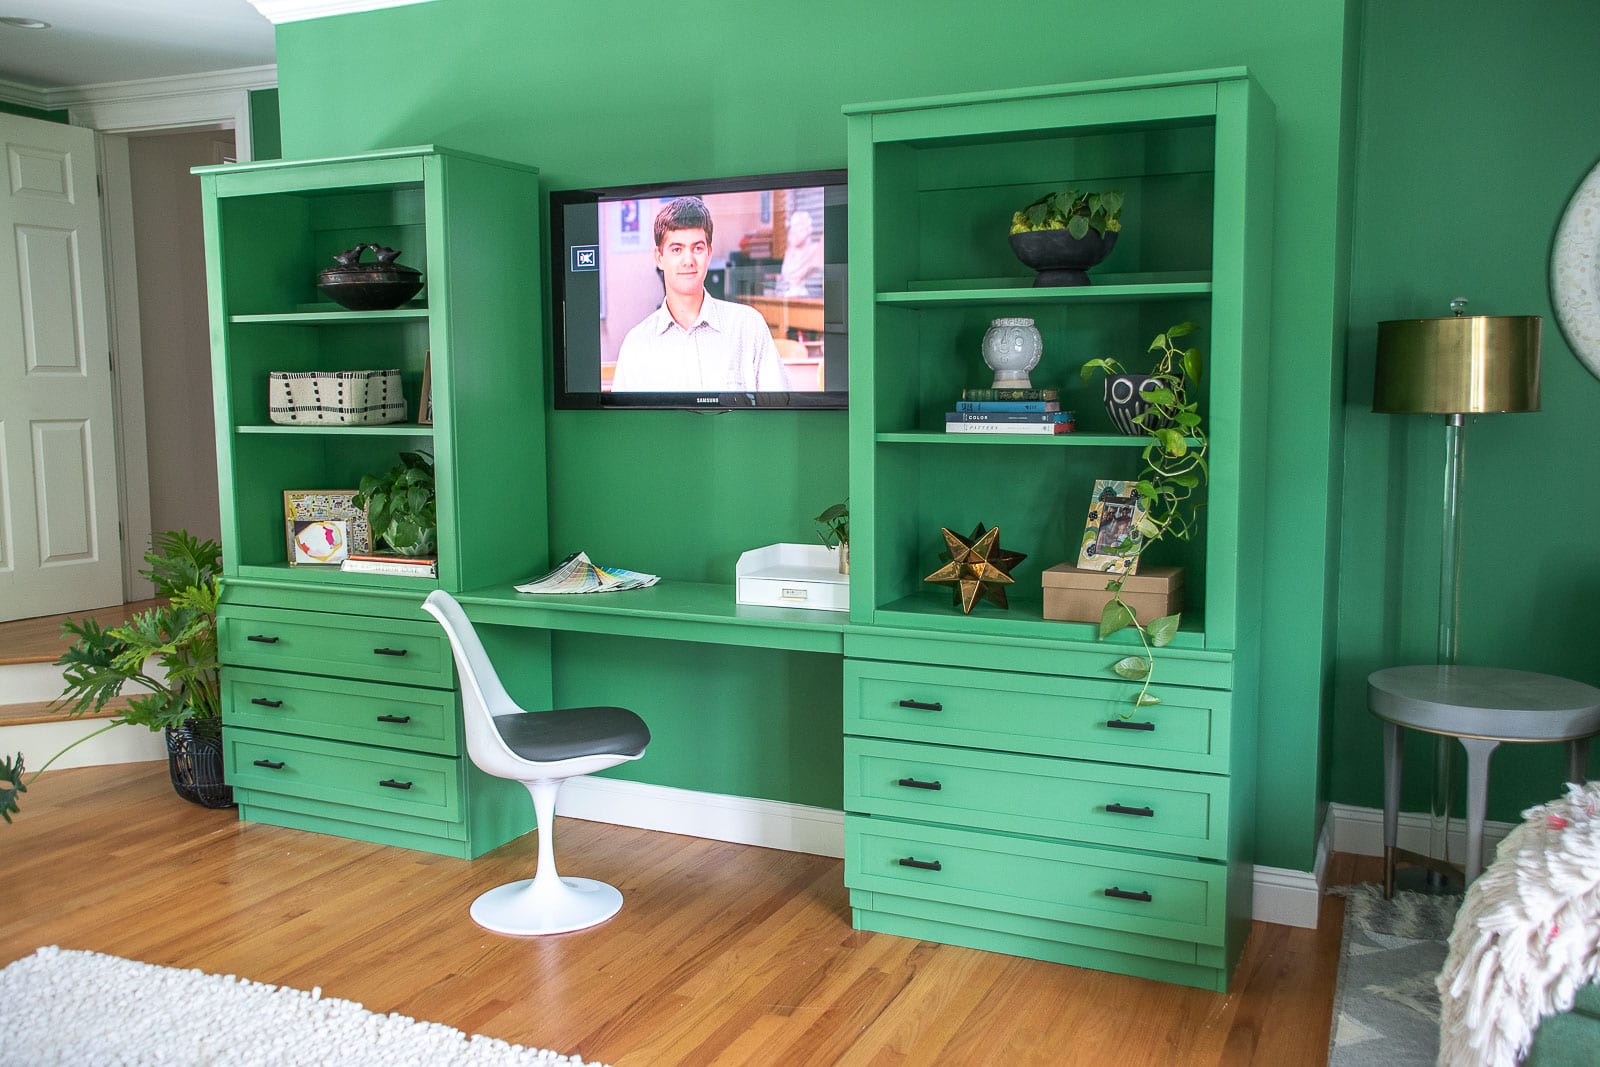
[0,752,25,823]
[1183,348,1204,383]
[1099,600,1136,640]
[1067,215,1089,239]
[1166,321,1196,338]
[1112,656,1150,680]
[1147,613,1182,647]
[1136,692,1163,706]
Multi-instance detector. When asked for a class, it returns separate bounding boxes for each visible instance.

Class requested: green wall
[0,100,67,123]
[1333,0,1600,822]
[271,0,1359,870]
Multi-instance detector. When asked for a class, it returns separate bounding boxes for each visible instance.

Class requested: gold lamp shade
[1373,315,1542,414]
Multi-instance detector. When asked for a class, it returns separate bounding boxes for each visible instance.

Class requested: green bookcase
[841,70,1274,990]
[197,146,548,857]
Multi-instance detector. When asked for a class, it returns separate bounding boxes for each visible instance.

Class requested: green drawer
[219,605,452,689]
[845,659,1228,773]
[846,737,1227,859]
[845,814,1226,948]
[224,728,462,826]
[223,666,459,756]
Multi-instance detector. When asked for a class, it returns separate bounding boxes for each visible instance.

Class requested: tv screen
[551,170,847,410]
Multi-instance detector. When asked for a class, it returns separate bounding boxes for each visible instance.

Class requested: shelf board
[236,422,434,436]
[233,561,438,591]
[873,590,1207,650]
[877,431,1170,446]
[230,304,429,324]
[879,274,1211,308]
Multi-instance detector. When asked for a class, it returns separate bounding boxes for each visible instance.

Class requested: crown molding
[0,78,52,113]
[246,0,437,24]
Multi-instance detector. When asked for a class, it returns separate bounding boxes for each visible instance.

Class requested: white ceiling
[0,1,276,92]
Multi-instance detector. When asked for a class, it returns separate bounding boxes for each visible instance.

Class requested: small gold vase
[838,542,850,575]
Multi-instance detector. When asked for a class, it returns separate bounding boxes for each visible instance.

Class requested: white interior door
[0,113,122,622]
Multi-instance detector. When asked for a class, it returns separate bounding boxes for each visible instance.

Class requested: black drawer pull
[1107,803,1155,818]
[376,714,412,724]
[250,697,283,708]
[1105,886,1153,903]
[1107,719,1156,731]
[374,647,409,657]
[896,777,942,791]
[897,699,943,712]
[247,634,280,644]
[253,759,285,770]
[898,856,942,872]
[379,778,413,790]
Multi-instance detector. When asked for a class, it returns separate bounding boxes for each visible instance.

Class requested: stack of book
[945,387,1075,435]
[340,554,437,578]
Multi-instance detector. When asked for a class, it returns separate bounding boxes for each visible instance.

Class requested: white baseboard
[1328,800,1513,861]
[560,776,845,858]
[1251,819,1330,929]
[2,719,167,771]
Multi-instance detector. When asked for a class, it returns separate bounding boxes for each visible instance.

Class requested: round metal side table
[1368,665,1600,897]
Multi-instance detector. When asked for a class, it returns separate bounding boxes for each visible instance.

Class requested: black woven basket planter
[164,721,235,809]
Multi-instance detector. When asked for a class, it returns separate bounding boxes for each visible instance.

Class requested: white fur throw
[1437,780,1600,1066]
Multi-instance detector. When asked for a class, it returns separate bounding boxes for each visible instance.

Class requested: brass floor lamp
[1372,299,1541,884]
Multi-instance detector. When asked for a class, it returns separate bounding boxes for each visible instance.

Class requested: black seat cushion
[491,706,650,763]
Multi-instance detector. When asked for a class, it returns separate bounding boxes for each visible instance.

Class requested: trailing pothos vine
[1080,322,1209,709]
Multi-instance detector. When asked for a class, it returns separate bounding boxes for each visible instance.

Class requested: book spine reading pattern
[943,420,1075,435]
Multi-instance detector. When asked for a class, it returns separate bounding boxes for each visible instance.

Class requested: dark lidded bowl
[318,243,424,310]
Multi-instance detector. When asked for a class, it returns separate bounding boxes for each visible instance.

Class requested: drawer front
[219,605,452,689]
[844,631,1233,690]
[845,659,1228,773]
[224,728,462,825]
[223,667,458,756]
[845,814,1226,947]
[846,737,1227,859]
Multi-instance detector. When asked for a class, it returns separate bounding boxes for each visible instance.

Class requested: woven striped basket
[269,369,407,425]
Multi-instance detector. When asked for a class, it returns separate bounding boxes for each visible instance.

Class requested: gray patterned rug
[1328,884,1463,1066]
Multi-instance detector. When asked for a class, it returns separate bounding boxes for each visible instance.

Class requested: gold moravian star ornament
[923,524,1027,613]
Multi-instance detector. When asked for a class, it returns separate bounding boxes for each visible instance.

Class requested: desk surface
[1369,665,1600,742]
[457,581,849,654]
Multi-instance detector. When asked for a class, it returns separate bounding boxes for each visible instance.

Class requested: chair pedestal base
[470,875,623,936]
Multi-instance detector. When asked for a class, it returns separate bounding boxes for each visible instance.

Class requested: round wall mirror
[1551,156,1600,381]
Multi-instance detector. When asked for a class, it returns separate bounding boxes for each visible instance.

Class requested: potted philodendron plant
[814,499,849,574]
[1,530,230,823]
[353,450,437,557]
[1078,323,1209,708]
[1008,188,1124,287]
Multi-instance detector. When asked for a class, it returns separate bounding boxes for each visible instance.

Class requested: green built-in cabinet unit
[841,70,1274,991]
[196,146,549,857]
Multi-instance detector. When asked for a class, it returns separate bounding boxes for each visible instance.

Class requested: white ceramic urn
[981,317,1043,388]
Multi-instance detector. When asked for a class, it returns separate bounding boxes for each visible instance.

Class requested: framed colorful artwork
[1077,479,1146,574]
[284,490,371,564]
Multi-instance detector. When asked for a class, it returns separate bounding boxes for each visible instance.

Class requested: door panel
[0,114,121,621]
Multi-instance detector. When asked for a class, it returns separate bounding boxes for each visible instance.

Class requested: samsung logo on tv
[695,396,720,404]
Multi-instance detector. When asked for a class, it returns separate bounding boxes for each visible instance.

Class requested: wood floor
[3,761,1379,1066]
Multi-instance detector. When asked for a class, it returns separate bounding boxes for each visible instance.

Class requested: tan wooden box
[1041,563,1185,625]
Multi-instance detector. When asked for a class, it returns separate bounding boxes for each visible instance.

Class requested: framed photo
[1077,479,1146,574]
[418,351,433,426]
[284,490,371,565]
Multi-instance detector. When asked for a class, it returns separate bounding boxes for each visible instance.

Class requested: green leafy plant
[1079,323,1209,707]
[1,530,222,823]
[354,450,437,557]
[1010,188,1124,239]
[813,500,849,548]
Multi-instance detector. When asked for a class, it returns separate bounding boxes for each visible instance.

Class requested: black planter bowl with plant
[1008,228,1120,287]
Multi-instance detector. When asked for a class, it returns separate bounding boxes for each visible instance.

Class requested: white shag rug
[1437,780,1600,1067]
[0,946,610,1067]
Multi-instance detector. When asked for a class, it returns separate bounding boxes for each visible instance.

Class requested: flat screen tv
[551,169,847,410]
